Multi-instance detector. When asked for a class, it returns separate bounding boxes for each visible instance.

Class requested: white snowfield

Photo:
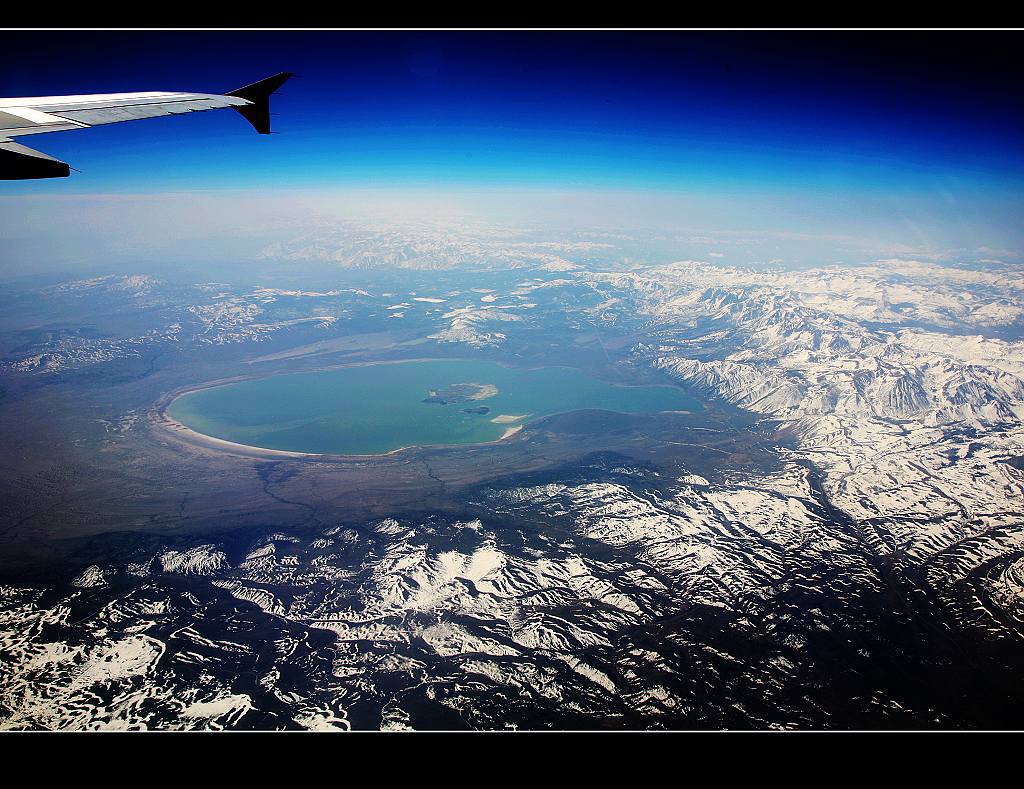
[580,258,1024,579]
[428,305,524,348]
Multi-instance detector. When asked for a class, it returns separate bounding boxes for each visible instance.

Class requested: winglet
[225,72,294,135]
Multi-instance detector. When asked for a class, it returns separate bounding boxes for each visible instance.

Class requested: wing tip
[225,72,294,134]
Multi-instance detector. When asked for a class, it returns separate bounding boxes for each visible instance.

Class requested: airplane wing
[0,72,293,180]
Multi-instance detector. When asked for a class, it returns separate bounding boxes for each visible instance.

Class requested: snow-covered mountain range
[2,248,1023,729]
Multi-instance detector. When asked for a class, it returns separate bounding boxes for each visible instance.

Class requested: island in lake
[422,382,498,405]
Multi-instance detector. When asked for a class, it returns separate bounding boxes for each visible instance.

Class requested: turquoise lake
[168,359,700,455]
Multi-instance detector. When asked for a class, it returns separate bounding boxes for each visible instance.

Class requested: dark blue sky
[1,30,1022,195]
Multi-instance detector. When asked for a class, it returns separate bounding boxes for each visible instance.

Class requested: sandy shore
[157,411,323,459]
[158,410,528,460]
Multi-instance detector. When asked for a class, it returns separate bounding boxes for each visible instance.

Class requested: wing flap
[0,93,248,137]
[0,139,70,179]
[46,95,247,127]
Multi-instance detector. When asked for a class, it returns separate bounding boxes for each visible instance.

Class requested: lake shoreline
[156,356,696,459]
[155,406,528,460]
